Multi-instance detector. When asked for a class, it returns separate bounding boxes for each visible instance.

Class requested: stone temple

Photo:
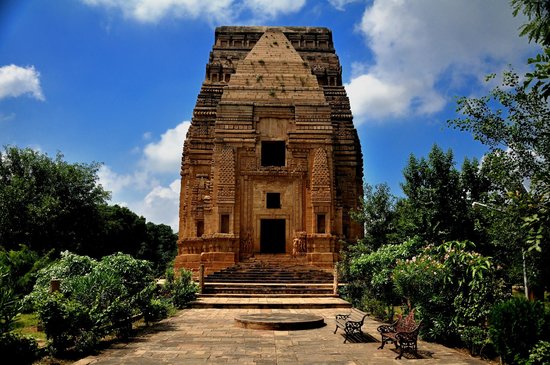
[175,26,363,275]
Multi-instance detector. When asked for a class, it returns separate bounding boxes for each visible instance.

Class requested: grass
[13,312,47,344]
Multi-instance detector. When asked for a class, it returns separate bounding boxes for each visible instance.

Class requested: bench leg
[334,326,338,334]
[395,346,404,360]
[377,335,386,350]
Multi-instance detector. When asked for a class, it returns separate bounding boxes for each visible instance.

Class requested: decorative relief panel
[311,147,331,203]
[215,145,235,202]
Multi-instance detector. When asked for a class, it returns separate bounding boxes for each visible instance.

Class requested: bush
[0,332,40,365]
[489,297,549,364]
[393,241,505,348]
[28,251,167,355]
[164,268,198,309]
[526,341,550,365]
[339,238,420,316]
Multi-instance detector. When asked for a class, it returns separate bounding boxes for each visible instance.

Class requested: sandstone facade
[175,26,363,274]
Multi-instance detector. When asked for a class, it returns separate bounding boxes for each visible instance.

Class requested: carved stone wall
[175,26,364,273]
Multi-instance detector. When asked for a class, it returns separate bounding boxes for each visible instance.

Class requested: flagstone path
[74,306,489,365]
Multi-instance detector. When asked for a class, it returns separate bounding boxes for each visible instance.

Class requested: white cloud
[142,120,190,173]
[138,179,180,229]
[98,121,190,231]
[82,0,234,23]
[242,0,306,19]
[81,0,306,23]
[328,0,360,11]
[0,112,16,122]
[0,65,44,100]
[346,0,534,124]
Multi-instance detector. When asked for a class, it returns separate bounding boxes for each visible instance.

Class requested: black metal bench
[334,308,368,343]
[377,309,422,359]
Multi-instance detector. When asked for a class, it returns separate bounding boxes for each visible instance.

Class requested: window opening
[266,193,281,209]
[317,214,326,234]
[261,141,285,166]
[220,214,230,233]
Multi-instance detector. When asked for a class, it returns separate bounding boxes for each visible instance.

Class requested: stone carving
[176,26,364,273]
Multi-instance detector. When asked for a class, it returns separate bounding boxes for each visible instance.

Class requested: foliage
[0,245,52,297]
[394,241,505,348]
[511,0,550,99]
[163,268,198,309]
[0,269,20,334]
[0,146,109,254]
[489,297,549,364]
[28,251,167,355]
[526,340,550,365]
[449,69,550,296]
[351,183,400,250]
[398,145,490,246]
[340,238,420,320]
[512,0,550,46]
[0,332,40,365]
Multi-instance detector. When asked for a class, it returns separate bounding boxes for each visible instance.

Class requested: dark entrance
[260,219,285,253]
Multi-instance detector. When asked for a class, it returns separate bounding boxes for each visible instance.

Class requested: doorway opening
[260,219,286,253]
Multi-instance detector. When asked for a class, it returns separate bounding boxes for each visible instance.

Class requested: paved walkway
[75,307,488,365]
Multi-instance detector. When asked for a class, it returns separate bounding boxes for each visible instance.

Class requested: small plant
[269,89,276,97]
[256,75,263,83]
[258,60,265,66]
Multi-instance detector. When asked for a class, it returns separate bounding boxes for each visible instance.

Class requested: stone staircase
[191,254,350,308]
[202,254,335,296]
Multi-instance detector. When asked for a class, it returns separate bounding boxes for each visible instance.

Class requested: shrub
[526,341,550,365]
[393,241,505,348]
[28,251,166,354]
[489,297,549,364]
[164,268,198,309]
[340,237,420,318]
[37,293,97,354]
[0,332,40,365]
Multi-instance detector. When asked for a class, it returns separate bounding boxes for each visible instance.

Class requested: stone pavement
[75,306,488,365]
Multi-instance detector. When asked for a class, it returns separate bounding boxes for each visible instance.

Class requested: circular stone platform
[234,313,325,330]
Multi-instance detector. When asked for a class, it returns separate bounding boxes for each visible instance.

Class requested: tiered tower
[175,26,363,274]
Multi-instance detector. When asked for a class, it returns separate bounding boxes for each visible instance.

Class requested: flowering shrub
[340,237,420,320]
[394,241,505,351]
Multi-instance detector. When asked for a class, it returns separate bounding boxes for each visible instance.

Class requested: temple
[175,26,363,274]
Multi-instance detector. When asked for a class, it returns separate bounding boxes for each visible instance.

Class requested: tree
[512,0,550,99]
[0,146,109,253]
[351,183,399,250]
[399,145,472,244]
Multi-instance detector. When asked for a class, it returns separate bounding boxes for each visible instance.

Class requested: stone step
[201,256,337,296]
[189,296,352,309]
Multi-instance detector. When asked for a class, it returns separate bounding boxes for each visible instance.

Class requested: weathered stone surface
[176,26,363,273]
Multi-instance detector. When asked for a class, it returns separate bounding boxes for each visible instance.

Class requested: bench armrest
[336,314,350,320]
[377,324,396,334]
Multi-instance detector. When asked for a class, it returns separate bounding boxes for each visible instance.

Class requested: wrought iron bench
[334,308,368,343]
[377,309,422,359]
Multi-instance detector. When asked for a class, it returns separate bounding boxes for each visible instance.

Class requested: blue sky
[0,0,539,231]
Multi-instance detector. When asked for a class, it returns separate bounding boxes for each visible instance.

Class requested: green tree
[351,183,399,250]
[399,145,474,244]
[0,147,109,253]
[512,0,550,99]
[141,222,177,277]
